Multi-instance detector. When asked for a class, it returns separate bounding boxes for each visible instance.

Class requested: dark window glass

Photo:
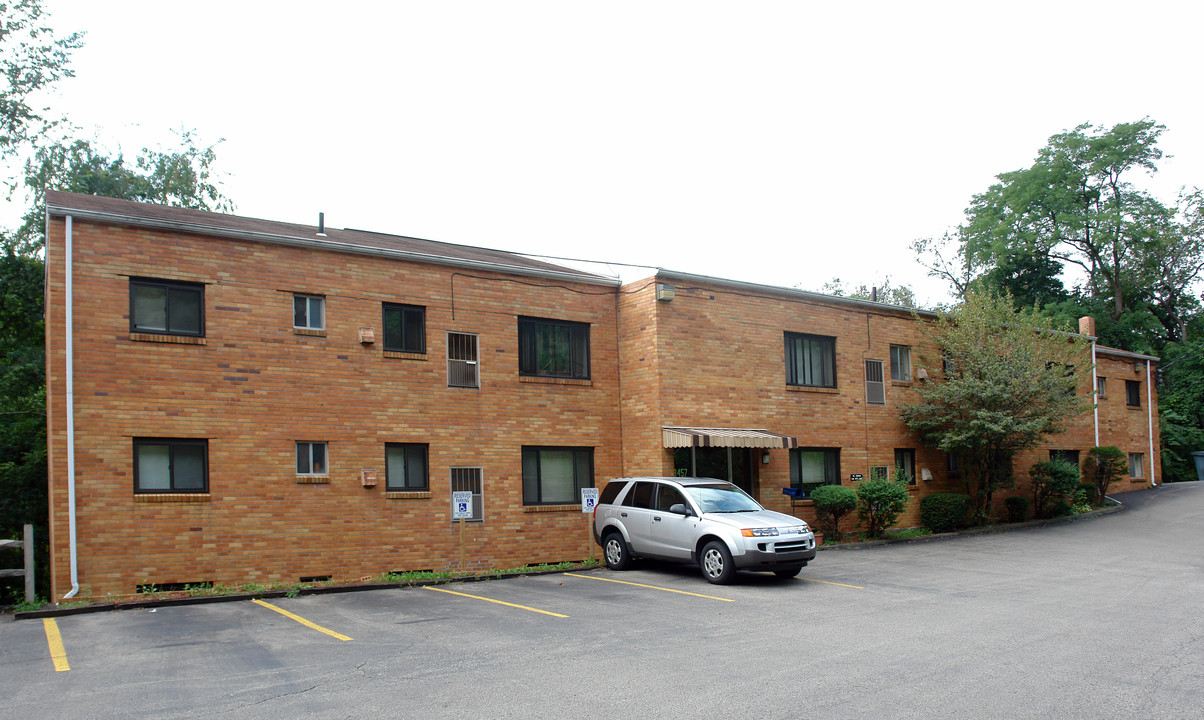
[130,278,204,337]
[134,439,209,494]
[624,481,655,509]
[1050,449,1080,467]
[785,332,836,388]
[296,442,328,475]
[294,295,324,330]
[386,443,429,490]
[598,480,629,505]
[1126,380,1141,407]
[890,345,911,381]
[894,448,916,485]
[521,446,594,505]
[655,484,687,511]
[383,303,426,353]
[518,317,590,379]
[789,448,840,497]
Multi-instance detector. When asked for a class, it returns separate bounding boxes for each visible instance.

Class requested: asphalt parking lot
[3,483,1203,719]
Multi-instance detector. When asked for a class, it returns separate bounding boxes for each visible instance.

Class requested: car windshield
[684,484,763,513]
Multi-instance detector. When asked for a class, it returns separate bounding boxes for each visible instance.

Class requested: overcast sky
[13,1,1204,306]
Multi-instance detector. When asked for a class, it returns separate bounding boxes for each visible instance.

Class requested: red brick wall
[45,217,621,600]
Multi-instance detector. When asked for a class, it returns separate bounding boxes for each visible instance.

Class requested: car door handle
[620,512,627,517]
[653,516,662,522]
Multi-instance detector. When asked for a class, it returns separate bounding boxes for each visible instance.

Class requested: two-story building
[42,191,1160,601]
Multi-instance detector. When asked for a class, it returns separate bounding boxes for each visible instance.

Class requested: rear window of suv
[598,480,629,505]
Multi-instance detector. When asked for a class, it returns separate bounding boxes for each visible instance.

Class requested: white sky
[10,0,1204,306]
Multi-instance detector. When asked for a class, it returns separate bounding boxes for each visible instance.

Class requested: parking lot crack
[225,683,322,712]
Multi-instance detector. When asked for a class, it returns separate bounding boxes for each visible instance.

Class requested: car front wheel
[603,532,632,571]
[699,540,736,584]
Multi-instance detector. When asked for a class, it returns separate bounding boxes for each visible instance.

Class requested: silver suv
[592,477,817,584]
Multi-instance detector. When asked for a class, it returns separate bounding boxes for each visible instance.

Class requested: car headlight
[741,527,780,537]
[795,524,811,534]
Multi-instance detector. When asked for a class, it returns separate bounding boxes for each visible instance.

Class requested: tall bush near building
[856,469,909,539]
[898,290,1091,524]
[920,493,970,532]
[810,484,857,542]
[1029,459,1081,518]
[1082,446,1128,503]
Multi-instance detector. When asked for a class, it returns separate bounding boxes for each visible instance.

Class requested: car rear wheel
[699,540,736,584]
[773,565,803,579]
[603,532,632,571]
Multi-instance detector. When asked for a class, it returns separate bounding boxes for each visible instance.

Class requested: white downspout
[1091,340,1099,448]
[63,215,79,600]
[1147,362,1156,486]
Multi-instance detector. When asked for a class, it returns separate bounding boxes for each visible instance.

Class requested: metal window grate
[447,332,479,388]
[450,467,483,522]
[865,360,885,404]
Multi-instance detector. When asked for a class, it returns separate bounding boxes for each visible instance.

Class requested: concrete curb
[9,565,602,620]
[817,502,1125,551]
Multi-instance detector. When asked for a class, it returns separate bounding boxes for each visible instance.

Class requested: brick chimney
[1078,316,1097,337]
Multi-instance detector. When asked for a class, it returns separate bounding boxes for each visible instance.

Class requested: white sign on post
[581,487,600,513]
[452,491,473,520]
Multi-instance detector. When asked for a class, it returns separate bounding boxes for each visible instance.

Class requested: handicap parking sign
[452,491,473,520]
[581,488,600,513]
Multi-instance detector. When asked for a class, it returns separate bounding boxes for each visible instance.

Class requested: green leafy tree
[1028,459,1081,518]
[855,470,910,539]
[809,484,857,542]
[1082,446,1128,501]
[819,276,919,308]
[898,290,1091,523]
[0,0,84,161]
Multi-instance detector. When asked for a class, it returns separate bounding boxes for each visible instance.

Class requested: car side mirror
[669,503,691,516]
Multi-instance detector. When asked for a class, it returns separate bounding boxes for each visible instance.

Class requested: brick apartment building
[42,191,1161,601]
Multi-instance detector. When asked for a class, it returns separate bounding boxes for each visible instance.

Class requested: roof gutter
[45,204,621,288]
[654,269,940,319]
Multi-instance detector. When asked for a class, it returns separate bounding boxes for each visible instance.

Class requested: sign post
[581,488,600,562]
[452,491,473,570]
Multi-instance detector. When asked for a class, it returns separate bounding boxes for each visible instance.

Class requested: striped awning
[662,427,798,449]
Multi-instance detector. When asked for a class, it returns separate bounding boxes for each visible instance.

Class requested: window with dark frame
[518,317,590,379]
[296,441,328,475]
[946,453,961,477]
[789,447,840,498]
[1050,449,1080,467]
[869,465,889,482]
[785,332,836,388]
[1126,379,1141,407]
[890,345,911,381]
[293,294,325,330]
[383,303,426,353]
[134,438,208,494]
[130,278,204,337]
[522,446,594,505]
[1097,376,1107,398]
[1128,453,1144,478]
[894,448,916,485]
[385,443,428,490]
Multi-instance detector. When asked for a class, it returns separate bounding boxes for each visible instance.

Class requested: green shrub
[1048,500,1072,518]
[1004,496,1029,523]
[856,472,910,539]
[920,493,971,533]
[1070,488,1093,514]
[1078,481,1099,506]
[1029,459,1080,518]
[810,484,858,542]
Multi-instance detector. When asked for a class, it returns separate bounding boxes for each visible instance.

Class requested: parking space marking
[251,599,353,641]
[564,573,734,601]
[798,577,864,589]
[423,586,569,618]
[42,618,70,672]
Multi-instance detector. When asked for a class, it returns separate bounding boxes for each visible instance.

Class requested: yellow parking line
[799,577,864,589]
[251,599,352,641]
[42,618,70,672]
[423,586,568,618]
[565,573,734,602]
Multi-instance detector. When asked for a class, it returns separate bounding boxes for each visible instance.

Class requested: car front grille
[773,539,812,553]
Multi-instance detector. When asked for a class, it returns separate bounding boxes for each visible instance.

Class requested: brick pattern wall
[45,218,620,600]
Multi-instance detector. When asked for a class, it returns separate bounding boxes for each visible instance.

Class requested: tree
[810,484,857,542]
[819,276,920,308]
[898,290,1091,522]
[1082,446,1128,502]
[0,0,85,161]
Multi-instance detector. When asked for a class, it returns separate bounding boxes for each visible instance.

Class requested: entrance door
[673,447,755,497]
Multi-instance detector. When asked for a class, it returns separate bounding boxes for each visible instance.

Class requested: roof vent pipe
[871,286,878,303]
[317,212,327,238]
